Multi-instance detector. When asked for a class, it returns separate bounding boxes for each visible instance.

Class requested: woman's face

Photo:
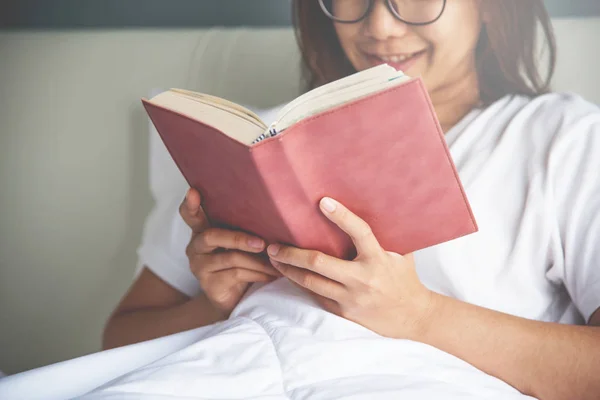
[333,0,483,93]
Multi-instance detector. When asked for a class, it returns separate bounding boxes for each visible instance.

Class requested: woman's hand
[267,197,434,340]
[180,189,281,316]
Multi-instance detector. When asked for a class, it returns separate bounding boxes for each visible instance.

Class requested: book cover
[142,78,478,259]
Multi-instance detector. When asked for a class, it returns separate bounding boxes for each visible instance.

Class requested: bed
[1,18,599,399]
[0,279,535,399]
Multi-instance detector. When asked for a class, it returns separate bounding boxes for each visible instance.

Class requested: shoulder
[465,93,600,159]
[505,91,599,114]
[516,93,600,157]
[452,92,600,200]
[487,92,600,138]
[495,94,600,208]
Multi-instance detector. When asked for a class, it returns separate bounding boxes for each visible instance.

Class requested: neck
[429,67,481,133]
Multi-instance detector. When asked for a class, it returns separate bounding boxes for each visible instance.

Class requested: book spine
[251,125,277,145]
[251,138,351,259]
[249,138,308,247]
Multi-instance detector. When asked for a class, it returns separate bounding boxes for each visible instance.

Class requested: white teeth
[380,53,414,63]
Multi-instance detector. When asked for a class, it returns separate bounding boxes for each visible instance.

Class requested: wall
[0,19,599,374]
[2,0,599,28]
[0,27,301,374]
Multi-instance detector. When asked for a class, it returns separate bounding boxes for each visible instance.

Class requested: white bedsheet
[0,279,535,400]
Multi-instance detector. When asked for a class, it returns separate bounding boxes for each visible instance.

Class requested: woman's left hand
[267,197,436,340]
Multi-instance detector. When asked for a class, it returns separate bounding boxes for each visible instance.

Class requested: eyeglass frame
[318,0,447,26]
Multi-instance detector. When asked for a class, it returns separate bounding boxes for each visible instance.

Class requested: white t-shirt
[137,93,600,324]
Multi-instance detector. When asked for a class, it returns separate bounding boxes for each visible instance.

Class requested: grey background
[1,0,600,29]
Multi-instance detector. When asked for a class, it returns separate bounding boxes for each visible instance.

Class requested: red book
[142,65,477,260]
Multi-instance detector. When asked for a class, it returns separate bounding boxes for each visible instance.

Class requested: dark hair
[292,0,557,106]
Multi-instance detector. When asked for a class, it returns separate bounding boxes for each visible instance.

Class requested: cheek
[428,2,482,58]
[334,25,363,64]
[424,16,481,70]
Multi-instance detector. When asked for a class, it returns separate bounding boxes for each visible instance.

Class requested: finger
[200,251,281,277]
[271,260,345,301]
[319,197,382,259]
[179,188,210,233]
[287,280,342,314]
[311,293,343,315]
[213,268,278,285]
[190,228,265,254]
[267,244,352,284]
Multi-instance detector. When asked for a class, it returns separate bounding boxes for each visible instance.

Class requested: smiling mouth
[369,50,426,64]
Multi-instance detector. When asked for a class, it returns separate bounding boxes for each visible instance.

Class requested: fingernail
[248,238,264,249]
[321,197,337,213]
[268,244,280,256]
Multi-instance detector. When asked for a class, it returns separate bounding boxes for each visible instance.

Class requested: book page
[148,64,408,145]
[148,91,264,146]
[271,64,397,127]
[171,89,267,130]
[274,72,410,133]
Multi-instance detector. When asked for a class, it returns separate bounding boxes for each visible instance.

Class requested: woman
[103,1,600,399]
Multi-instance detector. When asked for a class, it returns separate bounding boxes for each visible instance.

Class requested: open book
[142,65,477,259]
[147,64,409,145]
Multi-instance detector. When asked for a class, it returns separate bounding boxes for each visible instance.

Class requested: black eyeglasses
[318,0,447,26]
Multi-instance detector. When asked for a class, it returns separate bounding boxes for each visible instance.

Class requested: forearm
[420,293,600,400]
[102,293,226,350]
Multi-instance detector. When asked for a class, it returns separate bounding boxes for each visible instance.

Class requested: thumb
[179,188,210,233]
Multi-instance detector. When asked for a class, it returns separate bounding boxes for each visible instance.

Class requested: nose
[363,0,409,40]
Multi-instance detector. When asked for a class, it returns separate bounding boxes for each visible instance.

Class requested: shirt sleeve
[135,116,201,298]
[546,97,600,323]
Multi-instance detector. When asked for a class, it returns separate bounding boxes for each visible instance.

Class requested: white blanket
[0,279,534,399]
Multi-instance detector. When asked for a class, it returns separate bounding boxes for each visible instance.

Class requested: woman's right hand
[179,188,281,316]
